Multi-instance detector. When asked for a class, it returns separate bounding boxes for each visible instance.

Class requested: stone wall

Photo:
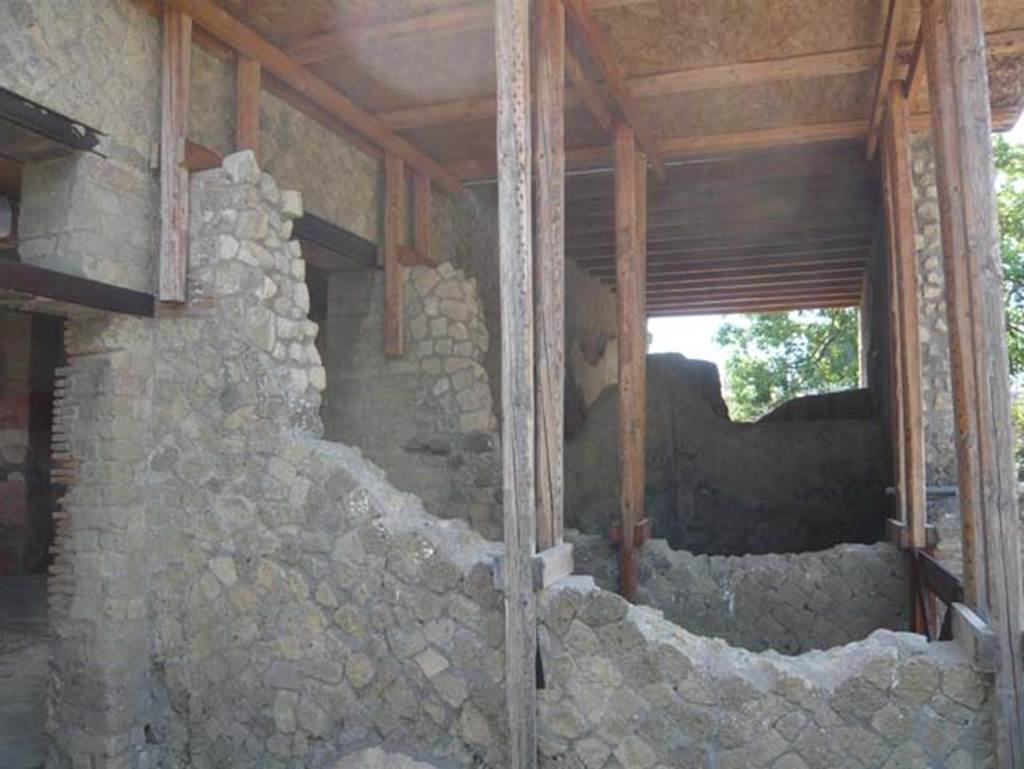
[567,354,888,555]
[571,533,910,655]
[322,260,502,539]
[37,153,998,769]
[539,579,995,768]
[566,260,619,436]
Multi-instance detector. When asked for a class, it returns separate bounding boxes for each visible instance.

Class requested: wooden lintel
[183,138,222,172]
[397,244,436,268]
[159,6,192,303]
[236,56,261,158]
[562,0,666,178]
[493,543,575,592]
[292,213,378,270]
[866,0,908,160]
[951,602,998,673]
[384,154,405,357]
[151,0,466,195]
[0,86,103,162]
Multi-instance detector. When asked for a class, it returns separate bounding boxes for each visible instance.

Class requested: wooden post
[533,0,565,552]
[236,56,261,158]
[159,7,192,303]
[882,81,929,635]
[496,0,537,766]
[615,123,643,600]
[384,154,405,357]
[921,0,1024,763]
[883,82,927,548]
[414,173,432,264]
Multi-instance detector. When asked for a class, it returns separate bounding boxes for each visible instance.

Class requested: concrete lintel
[493,543,575,592]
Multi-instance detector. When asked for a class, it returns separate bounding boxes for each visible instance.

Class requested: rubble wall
[566,354,888,555]
[41,154,997,769]
[571,533,910,654]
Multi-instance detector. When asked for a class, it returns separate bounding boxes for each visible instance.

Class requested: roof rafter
[561,0,666,178]
[284,0,651,64]
[865,0,908,160]
[143,0,466,195]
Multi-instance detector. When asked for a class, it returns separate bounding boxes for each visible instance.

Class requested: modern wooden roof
[180,0,1024,315]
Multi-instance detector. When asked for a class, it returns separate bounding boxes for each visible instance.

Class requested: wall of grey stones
[35,153,999,769]
[565,260,619,437]
[567,354,889,555]
[570,532,910,655]
[539,578,995,768]
[322,259,502,539]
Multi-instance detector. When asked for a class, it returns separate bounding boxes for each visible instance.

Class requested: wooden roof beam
[285,0,650,64]
[866,0,908,160]
[561,0,666,178]
[159,0,466,195]
[647,296,860,317]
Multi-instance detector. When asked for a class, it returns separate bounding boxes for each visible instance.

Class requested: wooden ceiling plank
[284,0,650,64]
[593,253,870,279]
[647,296,860,317]
[561,0,666,178]
[162,0,466,195]
[644,275,866,296]
[866,0,909,161]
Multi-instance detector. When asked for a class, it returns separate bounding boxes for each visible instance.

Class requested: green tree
[714,309,860,421]
[995,135,1024,376]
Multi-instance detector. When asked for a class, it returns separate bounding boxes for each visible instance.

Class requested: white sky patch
[648,315,730,373]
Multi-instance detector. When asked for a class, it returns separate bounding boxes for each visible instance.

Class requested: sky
[647,112,1024,372]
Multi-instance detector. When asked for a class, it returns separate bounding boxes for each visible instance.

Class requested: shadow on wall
[565,353,888,555]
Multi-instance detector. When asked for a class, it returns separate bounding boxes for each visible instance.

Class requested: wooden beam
[921,0,1024,763]
[183,138,222,171]
[414,173,432,265]
[647,296,860,317]
[904,25,926,98]
[561,0,666,178]
[496,0,538,766]
[644,280,865,303]
[883,82,927,552]
[866,0,908,160]
[614,124,644,600]
[236,56,261,158]
[0,86,102,160]
[397,244,436,268]
[0,263,155,317]
[285,0,648,64]
[384,154,405,357]
[643,272,867,296]
[375,28,1024,135]
[159,6,192,303]
[567,45,614,135]
[292,213,379,270]
[534,0,566,552]
[163,0,465,195]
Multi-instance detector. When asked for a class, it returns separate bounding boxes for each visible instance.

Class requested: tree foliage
[714,309,860,421]
[995,135,1024,376]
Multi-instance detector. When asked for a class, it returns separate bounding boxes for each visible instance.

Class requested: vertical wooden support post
[384,154,405,357]
[921,0,1024,763]
[882,82,928,634]
[883,83,927,547]
[533,0,565,552]
[414,173,432,264]
[882,170,907,529]
[236,57,261,159]
[615,124,643,600]
[159,7,192,303]
[496,0,537,766]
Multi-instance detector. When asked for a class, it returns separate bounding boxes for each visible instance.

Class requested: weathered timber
[183,139,222,171]
[414,173,432,265]
[384,154,405,357]
[921,0,1024,763]
[534,0,566,552]
[496,0,538,766]
[614,124,644,601]
[159,6,192,303]
[866,0,908,160]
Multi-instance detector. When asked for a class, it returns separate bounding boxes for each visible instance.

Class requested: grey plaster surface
[0,576,48,769]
